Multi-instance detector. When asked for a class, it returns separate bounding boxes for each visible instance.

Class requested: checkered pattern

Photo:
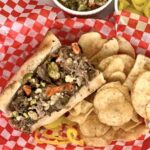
[0,1,150,150]
[114,11,150,57]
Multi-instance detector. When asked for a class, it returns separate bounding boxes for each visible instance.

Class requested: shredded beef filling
[9,45,96,132]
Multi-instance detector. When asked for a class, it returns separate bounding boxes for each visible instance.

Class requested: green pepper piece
[48,62,60,80]
[23,73,33,84]
[48,70,60,80]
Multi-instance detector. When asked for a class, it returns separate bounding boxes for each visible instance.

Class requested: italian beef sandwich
[0,32,105,132]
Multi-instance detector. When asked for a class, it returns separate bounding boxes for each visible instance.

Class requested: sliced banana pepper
[119,0,150,18]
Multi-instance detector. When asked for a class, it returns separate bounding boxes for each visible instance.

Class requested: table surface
[44,0,114,19]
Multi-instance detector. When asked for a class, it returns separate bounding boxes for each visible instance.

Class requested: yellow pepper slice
[143,1,150,18]
[66,128,84,146]
[42,130,68,141]
[119,0,130,10]
[44,116,75,130]
[132,0,145,12]
[44,117,64,129]
[132,0,145,5]
[34,117,84,146]
[126,6,143,15]
[34,130,69,145]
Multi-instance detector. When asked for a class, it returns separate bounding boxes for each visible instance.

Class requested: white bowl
[114,0,119,13]
[53,0,112,16]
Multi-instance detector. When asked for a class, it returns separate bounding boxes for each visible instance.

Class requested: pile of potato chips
[67,32,150,147]
[119,0,150,18]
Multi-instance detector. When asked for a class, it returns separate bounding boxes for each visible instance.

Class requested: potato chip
[78,32,107,58]
[109,71,126,83]
[99,54,135,82]
[94,88,133,126]
[84,92,96,103]
[132,111,142,123]
[114,124,149,141]
[94,88,125,111]
[69,100,93,117]
[132,71,150,119]
[119,55,135,75]
[99,55,135,73]
[146,103,150,120]
[120,120,142,132]
[98,56,114,71]
[79,112,110,137]
[112,126,120,131]
[98,102,133,126]
[103,57,125,80]
[68,100,93,124]
[117,36,135,58]
[90,38,119,66]
[124,54,150,90]
[98,82,131,102]
[103,128,116,142]
[68,108,93,125]
[81,127,116,147]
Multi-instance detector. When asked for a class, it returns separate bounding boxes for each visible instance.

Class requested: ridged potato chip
[98,82,131,102]
[68,100,93,124]
[114,124,149,141]
[112,126,120,131]
[119,55,135,75]
[99,54,135,82]
[78,32,107,58]
[124,54,150,90]
[79,112,110,137]
[98,102,133,126]
[94,88,133,126]
[109,71,126,83]
[90,38,119,66]
[146,103,150,120]
[94,88,125,110]
[68,108,93,125]
[98,56,113,71]
[69,100,93,117]
[103,57,125,80]
[120,120,142,132]
[117,36,135,58]
[131,110,142,123]
[102,128,116,142]
[81,127,116,147]
[132,71,150,120]
[99,55,135,74]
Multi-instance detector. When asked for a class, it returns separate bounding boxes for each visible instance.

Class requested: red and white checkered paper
[0,0,150,150]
